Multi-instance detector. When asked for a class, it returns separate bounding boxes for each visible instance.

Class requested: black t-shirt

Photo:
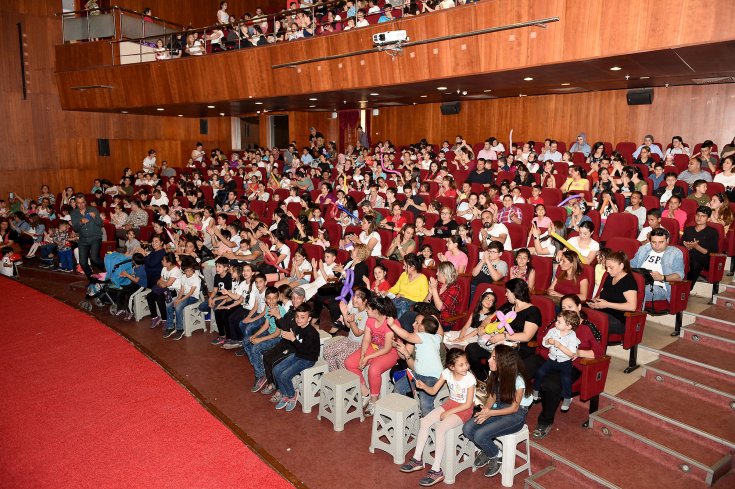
[433,219,458,238]
[466,170,493,185]
[214,272,232,295]
[682,226,719,257]
[499,303,542,358]
[599,273,637,325]
[405,194,425,218]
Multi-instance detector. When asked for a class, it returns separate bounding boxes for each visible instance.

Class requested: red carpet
[0,278,294,489]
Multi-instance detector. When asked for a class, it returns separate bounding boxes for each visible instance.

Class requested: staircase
[526,285,735,488]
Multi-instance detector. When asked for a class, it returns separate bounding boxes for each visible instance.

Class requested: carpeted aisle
[0,278,294,489]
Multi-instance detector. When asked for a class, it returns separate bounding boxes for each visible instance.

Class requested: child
[510,186,525,204]
[1,246,16,278]
[300,247,338,301]
[40,221,75,271]
[509,248,535,289]
[532,204,553,231]
[364,262,391,293]
[323,287,370,371]
[246,286,288,392]
[209,257,234,343]
[687,179,710,206]
[593,247,611,297]
[147,252,182,330]
[119,253,148,320]
[624,191,646,231]
[449,289,497,348]
[344,295,400,415]
[163,258,202,340]
[420,244,435,268]
[532,310,581,411]
[272,303,321,411]
[234,273,269,356]
[464,345,533,478]
[219,264,256,347]
[528,185,544,205]
[399,348,476,486]
[388,314,444,417]
[124,229,141,256]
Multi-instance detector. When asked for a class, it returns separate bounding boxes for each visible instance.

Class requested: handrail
[55,5,184,28]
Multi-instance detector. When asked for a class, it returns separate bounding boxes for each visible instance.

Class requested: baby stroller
[79,252,133,314]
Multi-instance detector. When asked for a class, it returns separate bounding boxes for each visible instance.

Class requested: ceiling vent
[692,76,735,85]
[548,87,587,92]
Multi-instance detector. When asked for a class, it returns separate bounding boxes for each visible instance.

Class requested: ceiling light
[156,108,164,111]
[309,105,316,108]
[519,94,527,97]
[369,93,379,96]
[420,95,428,98]
[177,114,183,117]
[462,91,467,95]
[523,77,534,81]
[254,102,263,105]
[358,100,368,103]
[640,76,650,80]
[309,97,318,101]
[437,86,447,90]
[219,112,225,116]
[483,89,492,93]
[256,110,261,114]
[121,110,128,114]
[610,66,622,71]
[560,83,571,86]
[207,105,215,108]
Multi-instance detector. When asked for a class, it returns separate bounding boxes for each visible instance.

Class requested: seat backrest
[580,308,610,350]
[600,212,639,242]
[505,223,526,250]
[581,264,595,300]
[530,255,553,291]
[378,258,404,285]
[540,188,563,206]
[420,236,447,261]
[301,242,324,263]
[530,295,556,329]
[659,217,680,245]
[604,237,640,262]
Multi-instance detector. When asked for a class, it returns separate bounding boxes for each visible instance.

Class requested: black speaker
[627,88,653,106]
[199,119,208,135]
[97,138,110,157]
[440,102,461,115]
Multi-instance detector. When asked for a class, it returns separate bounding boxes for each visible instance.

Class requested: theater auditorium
[1,0,734,488]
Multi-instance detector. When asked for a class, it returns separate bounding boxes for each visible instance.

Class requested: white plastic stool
[318,369,364,431]
[318,328,331,357]
[295,359,329,414]
[495,424,531,487]
[183,301,206,337]
[130,289,151,322]
[369,393,420,464]
[362,367,395,398]
[422,423,477,484]
[433,384,450,409]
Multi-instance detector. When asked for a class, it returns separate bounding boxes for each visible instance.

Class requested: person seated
[560,165,590,193]
[539,140,562,162]
[564,201,591,233]
[650,162,666,191]
[433,207,458,238]
[630,227,684,304]
[624,191,646,231]
[663,195,687,232]
[566,221,599,264]
[709,193,734,234]
[437,235,467,274]
[632,134,664,159]
[470,241,507,296]
[637,208,663,244]
[682,206,720,289]
[697,140,719,174]
[588,251,638,335]
[570,133,591,157]
[654,172,684,206]
[687,180,710,206]
[496,194,523,225]
[678,157,712,189]
[666,136,691,157]
[548,250,589,302]
[634,146,657,167]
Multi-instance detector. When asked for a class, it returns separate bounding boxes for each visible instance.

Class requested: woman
[436,176,458,199]
[110,205,128,230]
[386,223,417,261]
[0,219,19,253]
[291,214,312,242]
[525,294,606,439]
[388,253,430,320]
[513,164,535,188]
[37,185,55,206]
[709,193,734,233]
[427,261,462,330]
[154,39,170,61]
[666,136,690,157]
[566,221,599,264]
[433,207,458,238]
[548,250,589,302]
[564,201,592,233]
[437,235,468,274]
[588,251,638,335]
[60,187,76,207]
[540,160,557,188]
[561,166,590,193]
[463,345,533,478]
[530,220,564,258]
[465,278,542,381]
[714,156,735,201]
[315,182,335,206]
[216,1,230,24]
[351,214,381,257]
[313,244,370,334]
[382,202,408,233]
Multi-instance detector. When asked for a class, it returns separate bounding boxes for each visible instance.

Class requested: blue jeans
[534,359,574,399]
[462,404,529,458]
[644,284,670,303]
[58,249,74,270]
[394,372,438,416]
[245,335,281,378]
[393,297,415,320]
[40,244,57,260]
[165,296,198,331]
[239,317,265,345]
[273,355,315,398]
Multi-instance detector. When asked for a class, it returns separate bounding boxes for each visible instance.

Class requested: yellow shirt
[389,272,429,303]
[562,177,589,193]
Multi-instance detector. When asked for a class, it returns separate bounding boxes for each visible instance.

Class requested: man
[142,149,157,173]
[633,134,664,159]
[402,184,426,219]
[540,140,562,162]
[681,206,720,289]
[678,157,712,189]
[496,194,523,225]
[216,172,237,206]
[698,140,719,173]
[466,159,494,187]
[357,125,370,147]
[70,194,105,279]
[637,208,662,244]
[477,140,497,161]
[630,227,684,303]
[479,210,511,251]
[160,161,176,178]
[149,188,169,208]
[117,199,149,241]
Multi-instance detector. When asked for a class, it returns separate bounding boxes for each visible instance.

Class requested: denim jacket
[630,244,685,293]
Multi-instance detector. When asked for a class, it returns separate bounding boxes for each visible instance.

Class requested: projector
[373,30,409,46]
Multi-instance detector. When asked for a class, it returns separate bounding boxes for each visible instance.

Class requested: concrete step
[590,404,732,485]
[681,322,735,352]
[602,377,735,450]
[525,464,609,489]
[643,356,735,406]
[641,339,735,377]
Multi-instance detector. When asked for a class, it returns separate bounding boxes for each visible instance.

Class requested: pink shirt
[445,250,468,272]
[367,318,392,349]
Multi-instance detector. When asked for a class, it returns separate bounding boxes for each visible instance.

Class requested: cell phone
[9,192,14,199]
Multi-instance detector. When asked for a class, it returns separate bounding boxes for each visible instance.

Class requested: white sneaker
[561,398,573,411]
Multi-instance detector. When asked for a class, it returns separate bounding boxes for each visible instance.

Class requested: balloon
[557,194,585,207]
[381,161,402,179]
[336,268,355,303]
[337,204,359,222]
[550,231,587,265]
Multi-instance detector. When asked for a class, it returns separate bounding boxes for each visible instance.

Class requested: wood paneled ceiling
[100,40,735,118]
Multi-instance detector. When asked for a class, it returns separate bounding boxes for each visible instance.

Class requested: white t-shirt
[360,231,382,257]
[567,236,600,261]
[162,266,182,291]
[516,375,533,407]
[714,172,735,191]
[542,328,580,362]
[441,368,476,404]
[271,243,291,269]
[150,194,169,206]
[296,259,313,278]
[246,287,266,314]
[415,333,443,378]
[1,256,13,277]
[143,156,157,173]
[625,206,646,230]
[178,273,201,297]
[347,306,368,343]
[642,250,665,288]
[486,223,511,251]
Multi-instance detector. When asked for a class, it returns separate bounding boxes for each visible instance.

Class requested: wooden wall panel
[369,84,735,151]
[55,0,735,110]
[256,110,339,150]
[0,2,230,200]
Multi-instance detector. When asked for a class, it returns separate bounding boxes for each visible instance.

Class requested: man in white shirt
[149,188,169,208]
[477,139,497,161]
[540,140,562,162]
[142,149,157,173]
[479,210,511,251]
